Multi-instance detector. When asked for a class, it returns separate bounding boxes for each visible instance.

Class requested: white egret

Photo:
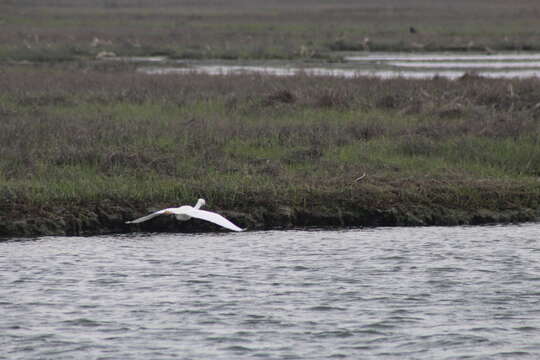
[126,199,244,232]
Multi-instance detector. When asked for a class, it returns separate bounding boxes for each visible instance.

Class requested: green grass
[3,0,540,62]
[2,1,540,234]
[0,65,539,234]
[2,100,538,199]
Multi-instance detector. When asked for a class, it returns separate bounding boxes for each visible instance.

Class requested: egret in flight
[126,199,244,232]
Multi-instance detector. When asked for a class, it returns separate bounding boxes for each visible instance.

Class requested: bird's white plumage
[126,199,244,232]
[125,209,168,224]
[183,208,243,232]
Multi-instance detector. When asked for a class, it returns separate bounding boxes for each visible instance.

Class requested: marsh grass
[1,65,539,227]
[3,0,540,62]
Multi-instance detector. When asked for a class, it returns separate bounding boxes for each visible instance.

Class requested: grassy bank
[2,0,540,62]
[0,64,539,235]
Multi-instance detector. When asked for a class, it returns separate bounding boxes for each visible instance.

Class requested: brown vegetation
[2,0,540,61]
[0,64,539,235]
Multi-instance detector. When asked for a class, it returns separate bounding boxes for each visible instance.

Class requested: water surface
[2,224,540,359]
[140,65,540,79]
[388,61,540,69]
[135,52,540,79]
[344,53,540,61]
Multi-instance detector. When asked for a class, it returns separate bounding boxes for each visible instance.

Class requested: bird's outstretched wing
[126,209,167,224]
[187,209,244,232]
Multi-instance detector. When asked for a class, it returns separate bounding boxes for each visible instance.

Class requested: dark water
[1,224,540,359]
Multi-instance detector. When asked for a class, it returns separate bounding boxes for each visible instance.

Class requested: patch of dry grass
[2,0,540,61]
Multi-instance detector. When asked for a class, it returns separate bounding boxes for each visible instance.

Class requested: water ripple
[1,224,540,359]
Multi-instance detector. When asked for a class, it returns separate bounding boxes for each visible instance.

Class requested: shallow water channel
[134,52,540,79]
[2,224,540,359]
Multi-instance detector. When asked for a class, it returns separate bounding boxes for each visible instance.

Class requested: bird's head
[195,198,206,209]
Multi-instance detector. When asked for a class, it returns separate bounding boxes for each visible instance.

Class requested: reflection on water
[135,52,540,79]
[140,65,540,79]
[101,56,168,62]
[345,53,540,61]
[1,224,540,359]
[141,65,372,77]
[388,61,540,69]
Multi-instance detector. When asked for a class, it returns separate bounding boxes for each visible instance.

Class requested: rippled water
[2,224,540,359]
[344,53,540,61]
[136,52,540,79]
[139,65,540,79]
[141,65,378,78]
[388,61,540,69]
[140,64,540,80]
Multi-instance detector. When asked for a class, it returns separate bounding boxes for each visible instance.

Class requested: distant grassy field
[2,0,540,62]
[1,64,539,234]
[1,0,540,235]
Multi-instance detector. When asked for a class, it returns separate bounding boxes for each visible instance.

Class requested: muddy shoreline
[2,198,538,237]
